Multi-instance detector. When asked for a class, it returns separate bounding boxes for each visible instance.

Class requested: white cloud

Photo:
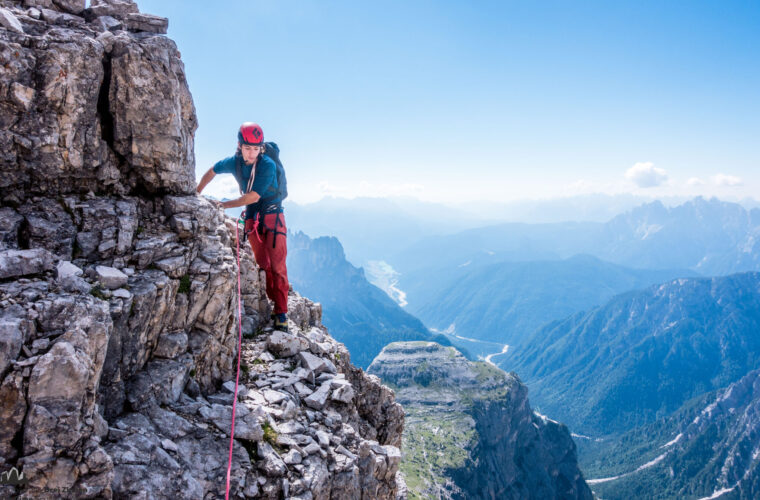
[712,173,743,187]
[200,177,240,200]
[625,162,668,188]
[686,177,706,186]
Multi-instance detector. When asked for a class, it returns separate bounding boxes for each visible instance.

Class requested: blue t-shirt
[213,154,279,218]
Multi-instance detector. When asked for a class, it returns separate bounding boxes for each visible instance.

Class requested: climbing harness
[240,208,286,249]
[224,215,246,500]
[257,210,287,249]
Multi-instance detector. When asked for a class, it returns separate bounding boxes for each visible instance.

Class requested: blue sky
[138,0,759,204]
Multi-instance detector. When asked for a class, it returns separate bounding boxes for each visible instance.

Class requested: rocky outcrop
[368,342,592,500]
[0,2,404,498]
[1,0,194,202]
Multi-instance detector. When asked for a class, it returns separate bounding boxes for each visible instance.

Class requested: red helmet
[238,122,264,146]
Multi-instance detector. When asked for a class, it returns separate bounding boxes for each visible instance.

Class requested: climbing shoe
[274,313,288,332]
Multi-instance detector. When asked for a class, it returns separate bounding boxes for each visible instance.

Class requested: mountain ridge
[391,197,760,280]
[508,272,760,435]
[403,253,698,345]
[586,367,760,499]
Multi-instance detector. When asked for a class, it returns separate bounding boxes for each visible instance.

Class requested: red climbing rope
[225,215,246,500]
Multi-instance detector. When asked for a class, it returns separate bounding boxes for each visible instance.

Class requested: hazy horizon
[284,192,760,225]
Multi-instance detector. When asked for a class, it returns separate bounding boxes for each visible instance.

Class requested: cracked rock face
[0,1,405,498]
[0,0,195,203]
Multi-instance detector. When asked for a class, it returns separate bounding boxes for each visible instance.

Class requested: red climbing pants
[245,213,289,314]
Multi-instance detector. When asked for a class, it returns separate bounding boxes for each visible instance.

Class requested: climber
[196,122,290,332]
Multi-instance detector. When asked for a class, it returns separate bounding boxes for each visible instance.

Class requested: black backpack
[262,142,288,203]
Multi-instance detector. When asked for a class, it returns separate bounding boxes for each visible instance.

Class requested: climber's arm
[196,168,216,194]
[221,191,261,209]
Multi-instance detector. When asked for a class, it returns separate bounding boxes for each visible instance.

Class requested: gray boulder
[85,0,138,20]
[52,0,86,15]
[109,34,197,194]
[304,381,332,411]
[0,313,26,378]
[56,260,83,279]
[0,8,23,33]
[152,330,188,359]
[299,350,337,376]
[95,265,128,289]
[0,248,54,279]
[268,330,308,358]
[124,12,167,33]
[198,403,263,442]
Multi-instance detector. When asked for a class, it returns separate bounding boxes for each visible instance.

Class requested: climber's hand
[203,197,222,208]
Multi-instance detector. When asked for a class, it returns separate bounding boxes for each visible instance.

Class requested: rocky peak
[290,231,350,270]
[0,3,405,498]
[369,342,592,500]
[368,341,501,392]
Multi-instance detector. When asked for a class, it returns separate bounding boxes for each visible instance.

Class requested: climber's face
[241,144,263,165]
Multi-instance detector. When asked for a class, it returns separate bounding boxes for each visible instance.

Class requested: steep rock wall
[0,1,404,498]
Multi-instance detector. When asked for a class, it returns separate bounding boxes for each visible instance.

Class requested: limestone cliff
[0,1,404,498]
[368,342,592,500]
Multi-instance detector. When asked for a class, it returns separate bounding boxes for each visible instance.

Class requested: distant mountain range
[286,231,450,368]
[392,197,760,279]
[283,194,725,268]
[404,254,698,344]
[284,196,492,266]
[507,272,760,436]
